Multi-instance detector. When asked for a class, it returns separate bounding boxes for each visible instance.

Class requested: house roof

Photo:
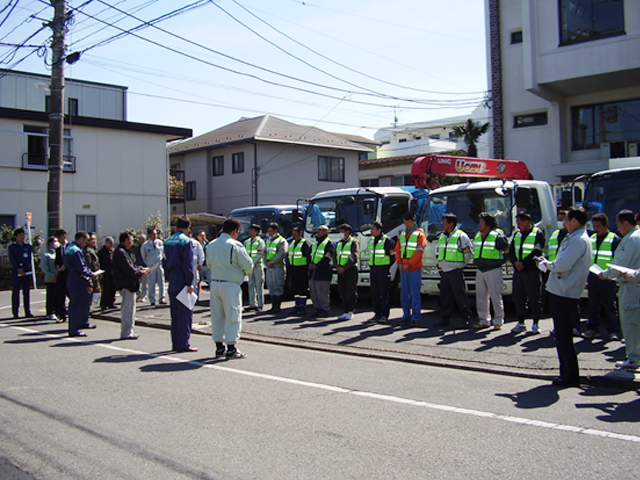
[359,153,423,168]
[0,107,192,141]
[168,115,373,155]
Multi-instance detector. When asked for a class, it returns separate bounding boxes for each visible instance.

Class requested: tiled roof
[359,153,423,168]
[168,115,372,154]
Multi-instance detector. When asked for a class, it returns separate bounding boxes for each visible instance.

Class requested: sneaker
[582,329,598,339]
[159,300,167,305]
[46,314,57,321]
[343,312,353,320]
[608,332,622,342]
[337,313,348,320]
[492,324,503,331]
[615,360,640,370]
[377,316,389,325]
[215,347,226,358]
[573,327,581,337]
[532,323,541,335]
[511,322,526,334]
[366,315,380,324]
[226,349,246,360]
[472,321,490,330]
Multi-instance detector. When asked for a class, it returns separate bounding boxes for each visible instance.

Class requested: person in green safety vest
[287,227,311,316]
[265,222,288,314]
[434,213,473,328]
[308,225,335,318]
[509,212,545,334]
[244,224,266,311]
[334,223,359,321]
[584,213,621,341]
[366,221,396,325]
[472,212,509,331]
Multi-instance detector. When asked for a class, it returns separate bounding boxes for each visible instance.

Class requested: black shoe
[24,313,34,318]
[215,347,226,358]
[70,331,87,337]
[552,377,580,388]
[226,349,246,359]
[433,318,450,328]
[317,309,328,318]
[397,318,412,326]
[176,346,198,353]
[410,321,421,327]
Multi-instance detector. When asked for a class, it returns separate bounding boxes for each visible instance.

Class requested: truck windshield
[422,189,513,237]
[306,194,378,233]
[232,210,276,242]
[584,170,640,234]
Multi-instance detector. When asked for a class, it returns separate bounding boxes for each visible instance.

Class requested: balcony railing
[21,153,76,173]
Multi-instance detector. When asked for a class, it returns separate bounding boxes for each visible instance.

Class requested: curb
[91,312,640,390]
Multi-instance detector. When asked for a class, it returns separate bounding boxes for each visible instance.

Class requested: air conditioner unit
[629,142,639,157]
[601,141,629,159]
[600,142,610,159]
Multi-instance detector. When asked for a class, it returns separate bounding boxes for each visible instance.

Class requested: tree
[451,119,490,158]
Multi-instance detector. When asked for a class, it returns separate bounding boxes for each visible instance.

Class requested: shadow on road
[495,385,561,409]
[140,362,203,372]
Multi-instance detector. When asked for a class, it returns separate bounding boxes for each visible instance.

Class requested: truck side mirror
[363,199,375,216]
[561,190,572,209]
[260,218,269,234]
[292,209,302,223]
[516,187,533,209]
[409,199,417,214]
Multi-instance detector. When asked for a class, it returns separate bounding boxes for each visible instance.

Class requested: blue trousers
[400,269,421,322]
[68,288,91,336]
[11,275,31,317]
[169,288,193,350]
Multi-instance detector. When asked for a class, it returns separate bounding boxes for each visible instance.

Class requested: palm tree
[451,119,490,157]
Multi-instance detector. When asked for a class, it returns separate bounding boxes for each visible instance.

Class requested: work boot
[272,296,282,314]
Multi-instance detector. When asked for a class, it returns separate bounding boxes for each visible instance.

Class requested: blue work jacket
[63,241,93,291]
[164,231,195,291]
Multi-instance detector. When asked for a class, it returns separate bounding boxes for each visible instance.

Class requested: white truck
[417,180,557,296]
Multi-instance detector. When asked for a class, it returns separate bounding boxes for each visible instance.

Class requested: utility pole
[47,0,67,237]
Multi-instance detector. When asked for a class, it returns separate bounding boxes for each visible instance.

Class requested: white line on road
[4,324,640,444]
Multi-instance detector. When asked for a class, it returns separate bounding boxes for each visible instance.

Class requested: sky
[1,0,489,139]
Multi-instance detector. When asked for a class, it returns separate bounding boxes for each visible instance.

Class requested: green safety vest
[547,230,561,261]
[336,238,355,266]
[437,229,465,262]
[368,235,391,266]
[399,230,421,259]
[473,229,504,260]
[265,235,285,261]
[288,239,309,266]
[591,232,616,270]
[513,227,541,261]
[311,237,330,264]
[244,237,262,262]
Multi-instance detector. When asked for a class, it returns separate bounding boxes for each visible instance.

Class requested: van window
[381,196,409,232]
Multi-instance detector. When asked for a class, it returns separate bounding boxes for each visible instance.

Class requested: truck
[303,154,537,292]
[229,205,305,242]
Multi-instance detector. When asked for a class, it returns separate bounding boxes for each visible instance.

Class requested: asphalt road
[1,315,639,480]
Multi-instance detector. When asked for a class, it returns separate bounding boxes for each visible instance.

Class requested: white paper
[93,269,105,276]
[589,264,604,275]
[176,285,198,310]
[606,264,637,275]
[537,261,548,273]
[146,264,159,273]
[92,293,100,303]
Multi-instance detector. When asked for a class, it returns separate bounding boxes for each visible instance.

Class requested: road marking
[4,324,640,444]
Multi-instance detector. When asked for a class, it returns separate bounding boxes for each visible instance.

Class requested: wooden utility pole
[47,0,67,237]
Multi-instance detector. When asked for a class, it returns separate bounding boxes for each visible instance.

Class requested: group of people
[8,205,640,377]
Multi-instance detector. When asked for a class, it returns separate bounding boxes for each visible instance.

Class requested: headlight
[360,260,370,271]
[504,263,514,276]
[422,266,439,277]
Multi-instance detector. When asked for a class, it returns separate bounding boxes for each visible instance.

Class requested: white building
[167,115,373,217]
[373,105,491,160]
[0,70,191,239]
[486,0,640,182]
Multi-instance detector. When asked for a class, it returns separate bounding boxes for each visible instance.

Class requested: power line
[232,0,482,97]
[74,0,482,107]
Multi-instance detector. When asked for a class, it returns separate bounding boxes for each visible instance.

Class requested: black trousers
[54,272,68,321]
[370,266,391,318]
[287,265,309,297]
[512,270,542,322]
[45,282,56,316]
[549,293,580,381]
[439,268,471,319]
[587,273,620,335]
[100,274,117,309]
[11,275,31,317]
[338,267,358,313]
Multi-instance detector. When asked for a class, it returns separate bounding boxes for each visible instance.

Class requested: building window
[232,152,244,173]
[559,0,624,46]
[22,125,74,171]
[429,134,440,140]
[185,181,196,201]
[571,98,640,150]
[0,215,15,231]
[68,98,78,116]
[360,179,380,187]
[76,215,96,233]
[358,152,369,161]
[514,112,548,128]
[212,155,224,176]
[511,31,523,44]
[398,138,407,143]
[318,155,345,182]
